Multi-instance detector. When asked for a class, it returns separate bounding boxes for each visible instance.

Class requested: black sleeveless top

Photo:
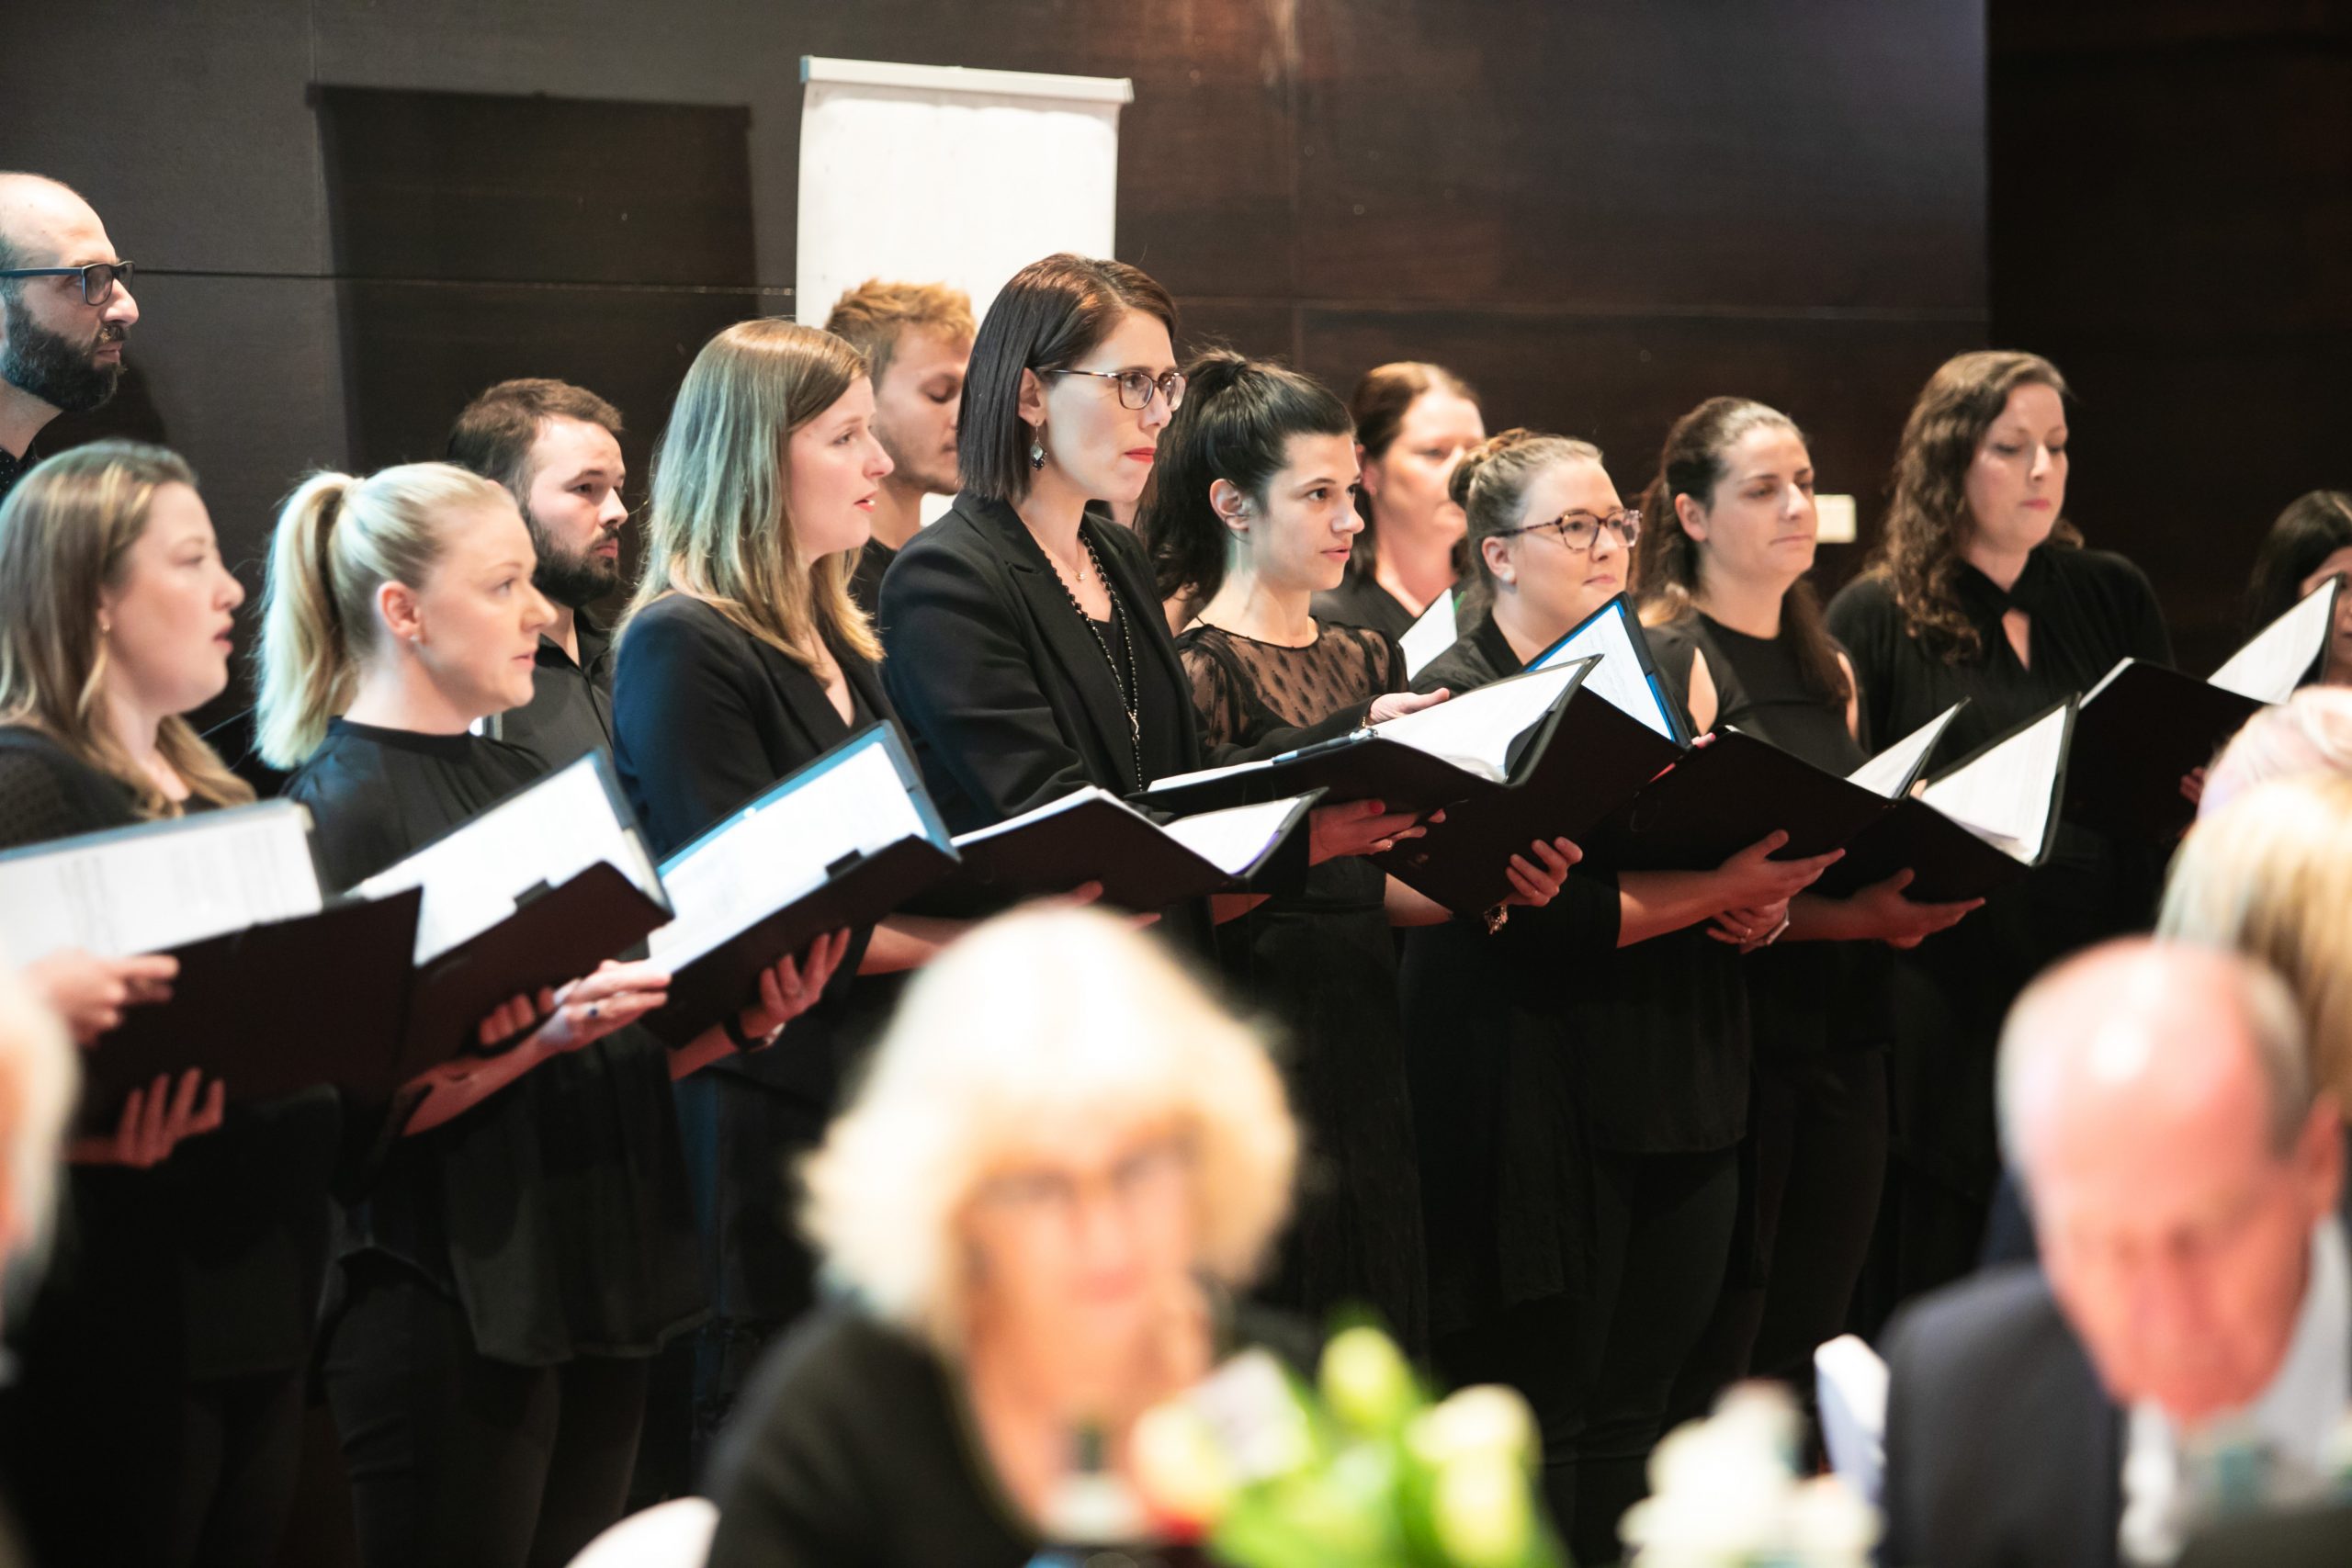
[1649,612,1893,1058]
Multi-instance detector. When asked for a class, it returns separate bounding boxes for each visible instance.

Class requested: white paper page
[951,785,1123,847]
[650,741,927,966]
[0,800,321,964]
[1532,605,1678,739]
[1398,593,1459,679]
[1160,795,1317,874]
[2211,578,2338,703]
[1846,705,1962,799]
[1921,705,2071,858]
[359,757,660,965]
[1367,662,1585,780]
[1148,753,1286,795]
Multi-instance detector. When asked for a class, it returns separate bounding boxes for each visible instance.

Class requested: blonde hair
[2159,772,2352,1107]
[800,906,1297,1352]
[251,462,516,768]
[2200,687,2352,817]
[624,320,880,669]
[0,960,78,1271]
[0,441,254,816]
[1451,428,1607,621]
[823,279,976,386]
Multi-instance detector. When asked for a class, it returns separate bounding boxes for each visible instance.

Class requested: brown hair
[445,378,624,502]
[0,441,254,814]
[623,319,880,669]
[1348,361,1479,575]
[957,254,1178,503]
[1864,350,2079,662]
[1450,428,1606,622]
[824,279,976,389]
[1634,397,1849,704]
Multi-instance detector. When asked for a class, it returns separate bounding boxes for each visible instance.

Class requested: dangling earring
[1029,425,1048,471]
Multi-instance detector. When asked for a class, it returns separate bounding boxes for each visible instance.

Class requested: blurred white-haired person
[0,960,80,1558]
[2198,686,2352,818]
[704,905,1303,1568]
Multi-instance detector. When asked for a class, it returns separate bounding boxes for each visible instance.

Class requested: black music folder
[0,799,424,1124]
[642,722,958,1043]
[355,750,675,1079]
[1581,705,1963,874]
[1135,658,1595,818]
[951,786,1322,911]
[1374,660,1685,912]
[1819,698,2078,902]
[2064,576,2339,840]
[1528,592,1695,747]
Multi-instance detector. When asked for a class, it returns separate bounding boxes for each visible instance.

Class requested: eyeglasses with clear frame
[1041,367,1187,412]
[0,260,135,306]
[1503,508,1642,553]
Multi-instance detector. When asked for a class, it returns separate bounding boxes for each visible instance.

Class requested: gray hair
[1997,942,2314,1179]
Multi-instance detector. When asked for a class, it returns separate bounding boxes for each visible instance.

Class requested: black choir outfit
[1826,543,2171,1317]
[1311,561,1424,645]
[609,592,896,1472]
[0,446,24,507]
[287,718,703,1568]
[0,728,342,1568]
[876,493,1365,952]
[1401,612,1748,1565]
[1645,612,1893,1426]
[1175,621,1427,1348]
[847,536,898,620]
[486,616,616,771]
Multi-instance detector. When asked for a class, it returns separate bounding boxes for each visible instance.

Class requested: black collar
[1470,611,1525,681]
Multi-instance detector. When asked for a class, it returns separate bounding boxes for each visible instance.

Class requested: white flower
[1408,1385,1540,1470]
[1431,1450,1533,1568]
[1321,1325,1417,1434]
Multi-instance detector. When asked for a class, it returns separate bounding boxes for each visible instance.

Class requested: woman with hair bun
[1139,350,1576,1350]
[1311,362,1486,641]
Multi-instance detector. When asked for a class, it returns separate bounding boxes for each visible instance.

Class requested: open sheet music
[1846,705,1964,800]
[1397,592,1460,679]
[358,750,666,964]
[1923,702,2073,859]
[953,785,1318,908]
[1529,593,1688,742]
[0,798,322,965]
[2211,575,2339,702]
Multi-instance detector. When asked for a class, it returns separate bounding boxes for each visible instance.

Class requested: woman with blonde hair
[705,904,1304,1568]
[255,457,838,1568]
[0,441,327,1565]
[612,317,952,1469]
[1825,350,2173,1313]
[2159,772,2352,1106]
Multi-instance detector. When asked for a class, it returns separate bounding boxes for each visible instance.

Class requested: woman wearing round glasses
[1402,430,1838,1563]
[1631,398,1981,1430]
[877,254,1441,955]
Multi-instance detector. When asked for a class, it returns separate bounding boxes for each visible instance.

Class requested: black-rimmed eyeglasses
[1504,508,1642,553]
[1041,367,1187,412]
[0,261,136,306]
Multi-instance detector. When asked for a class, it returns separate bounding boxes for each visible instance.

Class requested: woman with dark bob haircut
[876,255,1442,956]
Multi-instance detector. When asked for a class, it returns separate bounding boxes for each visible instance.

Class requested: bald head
[1998,939,2343,1425]
[0,175,97,276]
[0,174,134,445]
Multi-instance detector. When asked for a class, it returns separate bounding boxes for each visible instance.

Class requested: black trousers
[1437,1146,1738,1567]
[322,1263,650,1568]
[1668,1049,1889,1431]
[0,1359,305,1568]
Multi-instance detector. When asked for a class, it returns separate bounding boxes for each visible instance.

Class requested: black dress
[0,728,342,1568]
[703,1301,1314,1568]
[1647,613,1894,1423]
[1402,613,1749,1564]
[1826,546,2171,1314]
[1176,622,1427,1348]
[288,719,704,1566]
[877,493,1367,955]
[1312,561,1426,645]
[609,593,899,1467]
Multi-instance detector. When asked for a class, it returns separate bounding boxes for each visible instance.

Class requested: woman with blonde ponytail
[0,440,337,1567]
[256,458,841,1568]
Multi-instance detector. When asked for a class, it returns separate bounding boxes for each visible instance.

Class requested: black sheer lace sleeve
[1178,630,1257,750]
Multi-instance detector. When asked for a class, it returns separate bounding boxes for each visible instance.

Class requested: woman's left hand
[734,929,854,1048]
[1500,837,1581,908]
[1710,900,1792,952]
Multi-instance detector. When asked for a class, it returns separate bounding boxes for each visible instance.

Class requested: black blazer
[877,491,1364,833]
[611,592,895,1102]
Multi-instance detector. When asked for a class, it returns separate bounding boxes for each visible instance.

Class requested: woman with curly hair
[1826,351,2172,1315]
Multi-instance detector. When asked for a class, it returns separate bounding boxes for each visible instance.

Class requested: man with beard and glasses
[0,174,140,503]
[823,279,974,617]
[447,378,630,768]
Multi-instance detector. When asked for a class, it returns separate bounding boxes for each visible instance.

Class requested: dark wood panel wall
[6,0,1991,703]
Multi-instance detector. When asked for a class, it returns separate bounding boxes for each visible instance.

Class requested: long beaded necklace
[1051,528,1145,790]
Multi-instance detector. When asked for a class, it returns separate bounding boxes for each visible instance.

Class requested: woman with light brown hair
[613,316,955,1472]
[1310,361,1486,642]
[0,440,330,1566]
[1825,350,2173,1314]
